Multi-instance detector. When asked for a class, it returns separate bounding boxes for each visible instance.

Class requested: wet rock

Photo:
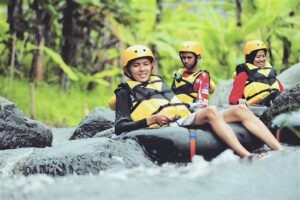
[277,63,300,89]
[209,79,232,106]
[20,137,153,176]
[260,84,300,128]
[94,127,115,138]
[0,97,53,150]
[260,86,300,145]
[70,107,114,140]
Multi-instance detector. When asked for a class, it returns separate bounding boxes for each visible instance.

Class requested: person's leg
[223,104,283,150]
[193,106,251,157]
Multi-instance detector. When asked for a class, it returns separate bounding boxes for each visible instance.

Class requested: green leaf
[74,0,102,7]
[92,67,120,79]
[27,44,79,81]
[0,20,8,36]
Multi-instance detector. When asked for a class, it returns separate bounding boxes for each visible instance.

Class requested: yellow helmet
[179,41,202,56]
[243,40,267,55]
[120,45,154,68]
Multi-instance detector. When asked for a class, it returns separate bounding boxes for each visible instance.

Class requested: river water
[0,127,299,200]
[1,64,300,200]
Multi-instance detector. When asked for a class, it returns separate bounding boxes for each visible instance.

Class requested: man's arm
[193,72,210,107]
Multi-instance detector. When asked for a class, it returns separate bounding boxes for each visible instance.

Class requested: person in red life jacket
[114,45,283,158]
[171,41,216,111]
[229,40,284,106]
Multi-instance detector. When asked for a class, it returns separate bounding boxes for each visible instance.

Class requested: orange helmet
[120,45,154,69]
[243,40,267,55]
[179,41,202,56]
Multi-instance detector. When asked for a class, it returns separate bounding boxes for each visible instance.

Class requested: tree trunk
[31,0,51,81]
[266,37,274,65]
[28,48,38,119]
[282,37,291,67]
[8,34,16,99]
[29,82,36,119]
[151,0,162,75]
[60,0,79,91]
[36,25,45,81]
[7,0,25,99]
[235,0,242,27]
[7,0,25,39]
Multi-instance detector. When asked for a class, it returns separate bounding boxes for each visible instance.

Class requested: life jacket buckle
[173,71,182,80]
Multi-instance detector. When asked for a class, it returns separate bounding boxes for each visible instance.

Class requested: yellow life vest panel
[108,95,117,110]
[236,62,280,104]
[171,68,215,104]
[122,75,191,122]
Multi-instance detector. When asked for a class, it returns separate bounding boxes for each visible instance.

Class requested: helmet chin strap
[124,67,134,80]
[191,59,198,69]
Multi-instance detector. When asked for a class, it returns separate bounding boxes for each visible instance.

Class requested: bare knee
[233,104,255,119]
[205,106,220,120]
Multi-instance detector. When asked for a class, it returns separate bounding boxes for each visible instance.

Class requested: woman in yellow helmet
[229,40,284,106]
[114,44,282,158]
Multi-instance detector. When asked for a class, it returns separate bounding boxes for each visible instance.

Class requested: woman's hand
[146,114,175,126]
[238,98,248,106]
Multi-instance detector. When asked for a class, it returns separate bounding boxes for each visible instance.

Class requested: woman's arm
[277,80,284,91]
[229,72,248,104]
[115,88,148,135]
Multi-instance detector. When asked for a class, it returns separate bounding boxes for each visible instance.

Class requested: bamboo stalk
[29,82,36,119]
[8,33,16,99]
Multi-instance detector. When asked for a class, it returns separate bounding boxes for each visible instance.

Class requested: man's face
[180,52,197,69]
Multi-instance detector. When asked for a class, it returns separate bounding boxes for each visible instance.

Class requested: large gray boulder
[0,97,53,150]
[277,63,300,89]
[69,107,115,140]
[209,79,232,106]
[260,84,300,128]
[260,84,300,145]
[19,137,153,176]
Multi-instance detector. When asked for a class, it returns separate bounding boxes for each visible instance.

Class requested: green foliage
[1,1,299,126]
[0,77,114,126]
[27,44,80,81]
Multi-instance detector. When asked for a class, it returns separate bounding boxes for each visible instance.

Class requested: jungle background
[0,0,299,126]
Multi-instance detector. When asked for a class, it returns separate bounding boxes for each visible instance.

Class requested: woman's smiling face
[128,57,153,82]
[253,50,266,67]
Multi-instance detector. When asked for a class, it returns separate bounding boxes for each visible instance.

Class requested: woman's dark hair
[245,49,267,64]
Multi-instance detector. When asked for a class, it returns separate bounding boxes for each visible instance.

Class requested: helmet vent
[134,50,138,53]
[143,49,146,51]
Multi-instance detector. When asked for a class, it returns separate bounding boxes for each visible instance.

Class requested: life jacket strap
[151,102,187,115]
[245,88,279,101]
